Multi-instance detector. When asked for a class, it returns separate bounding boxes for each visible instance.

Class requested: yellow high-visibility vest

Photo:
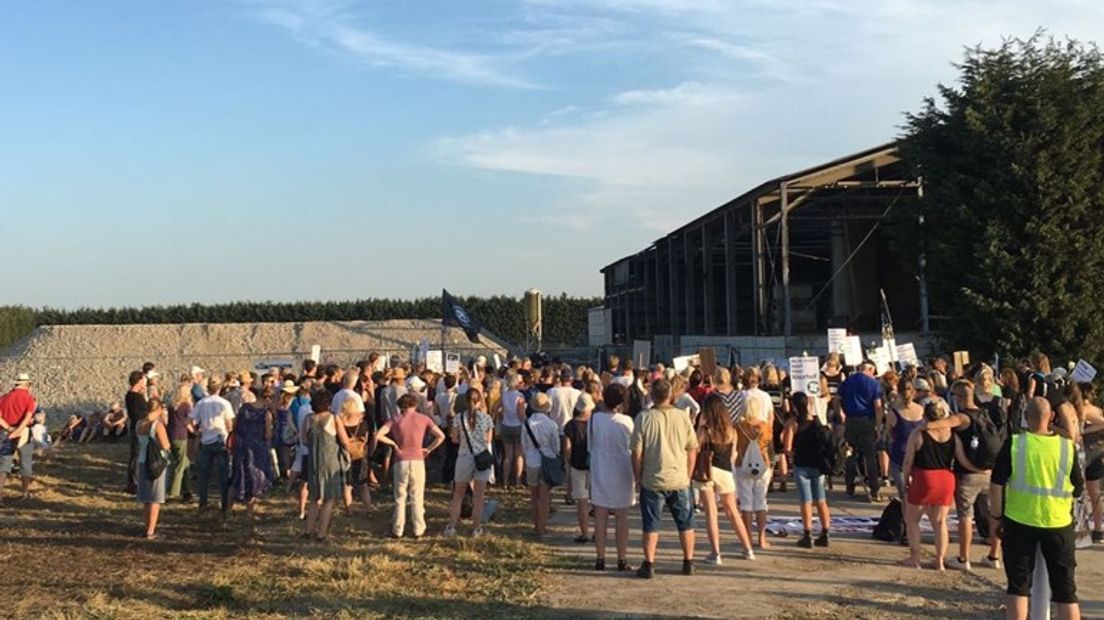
[1005,433,1075,528]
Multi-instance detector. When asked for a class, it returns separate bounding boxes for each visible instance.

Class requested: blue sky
[2,0,1102,308]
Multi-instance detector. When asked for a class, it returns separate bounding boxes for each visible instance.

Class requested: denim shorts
[794,466,826,503]
[640,486,694,534]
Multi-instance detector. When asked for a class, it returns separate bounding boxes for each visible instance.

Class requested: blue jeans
[794,466,826,503]
[640,486,694,534]
[195,440,230,512]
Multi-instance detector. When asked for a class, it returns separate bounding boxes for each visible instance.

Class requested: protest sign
[788,356,822,397]
[673,355,700,373]
[896,343,919,367]
[871,346,891,375]
[1071,359,1097,384]
[426,350,443,373]
[827,328,847,355]
[492,354,502,370]
[445,353,462,374]
[632,340,652,370]
[699,348,718,377]
[842,336,863,366]
[953,351,970,376]
[309,344,321,364]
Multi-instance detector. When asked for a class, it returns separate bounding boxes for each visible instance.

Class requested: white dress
[588,410,635,510]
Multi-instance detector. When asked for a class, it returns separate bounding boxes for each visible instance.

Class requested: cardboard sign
[1071,359,1097,384]
[309,344,321,364]
[699,348,718,377]
[632,340,652,370]
[896,343,919,367]
[673,355,700,373]
[870,346,891,375]
[788,356,822,397]
[883,338,899,363]
[953,351,970,376]
[827,328,847,355]
[426,350,443,373]
[842,336,863,366]
[445,353,462,374]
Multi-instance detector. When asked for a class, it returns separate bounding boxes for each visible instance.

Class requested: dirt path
[536,487,1104,619]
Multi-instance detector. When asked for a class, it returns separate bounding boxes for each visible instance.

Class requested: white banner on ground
[673,354,700,373]
[827,328,847,355]
[896,343,919,367]
[842,336,863,366]
[1071,359,1097,384]
[632,340,652,369]
[426,350,443,373]
[788,356,822,397]
[445,352,462,374]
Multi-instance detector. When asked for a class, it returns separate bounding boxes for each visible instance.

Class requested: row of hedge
[8,295,601,349]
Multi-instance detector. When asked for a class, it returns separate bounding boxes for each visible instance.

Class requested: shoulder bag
[144,422,169,480]
[462,413,494,472]
[524,419,565,487]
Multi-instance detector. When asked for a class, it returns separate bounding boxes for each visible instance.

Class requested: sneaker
[636,561,654,579]
[470,527,484,538]
[1093,530,1103,544]
[704,552,722,566]
[617,560,633,572]
[595,558,606,571]
[742,548,756,561]
[981,556,1002,570]
[946,556,972,572]
[442,526,457,538]
[682,559,695,576]
[815,531,830,548]
[866,488,882,503]
[881,477,891,488]
[797,532,813,549]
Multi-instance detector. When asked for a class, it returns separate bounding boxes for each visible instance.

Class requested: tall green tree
[900,35,1104,361]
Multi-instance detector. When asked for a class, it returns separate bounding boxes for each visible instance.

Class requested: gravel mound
[0,320,508,419]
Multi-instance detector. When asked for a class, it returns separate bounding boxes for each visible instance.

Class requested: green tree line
[2,295,600,349]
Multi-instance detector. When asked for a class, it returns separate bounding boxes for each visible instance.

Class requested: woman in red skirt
[899,400,979,569]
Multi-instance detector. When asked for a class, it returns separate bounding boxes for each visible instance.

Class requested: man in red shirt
[0,373,38,504]
[375,393,445,538]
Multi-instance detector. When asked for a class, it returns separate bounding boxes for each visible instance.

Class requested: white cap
[191,366,205,375]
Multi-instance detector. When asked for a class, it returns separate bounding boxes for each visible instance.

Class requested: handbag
[144,422,169,480]
[461,413,494,472]
[692,439,713,483]
[524,419,565,487]
[346,418,368,461]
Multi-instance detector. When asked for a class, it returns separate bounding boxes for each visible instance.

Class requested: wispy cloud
[247,0,538,88]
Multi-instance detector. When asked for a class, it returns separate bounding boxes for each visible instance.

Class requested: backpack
[280,410,299,447]
[815,424,844,477]
[872,497,904,542]
[738,424,768,478]
[963,407,1005,470]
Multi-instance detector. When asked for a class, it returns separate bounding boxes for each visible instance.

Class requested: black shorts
[1001,518,1078,604]
[1086,454,1104,482]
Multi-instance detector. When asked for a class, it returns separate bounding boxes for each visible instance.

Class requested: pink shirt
[389,411,436,462]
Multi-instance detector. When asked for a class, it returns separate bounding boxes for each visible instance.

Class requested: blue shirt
[839,373,881,418]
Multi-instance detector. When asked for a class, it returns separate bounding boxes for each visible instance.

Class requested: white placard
[309,344,321,363]
[673,354,700,373]
[632,340,652,369]
[827,328,847,355]
[788,356,822,397]
[492,354,502,370]
[871,346,890,375]
[426,350,443,373]
[1071,359,1097,384]
[445,353,462,374]
[883,338,899,363]
[896,343,919,367]
[417,339,430,364]
[842,336,863,366]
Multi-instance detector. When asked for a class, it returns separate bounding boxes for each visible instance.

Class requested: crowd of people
[2,347,1101,619]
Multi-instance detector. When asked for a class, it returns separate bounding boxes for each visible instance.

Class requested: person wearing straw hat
[0,373,38,504]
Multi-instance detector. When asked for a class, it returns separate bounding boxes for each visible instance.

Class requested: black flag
[442,289,482,344]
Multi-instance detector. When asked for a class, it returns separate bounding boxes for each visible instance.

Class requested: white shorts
[692,467,736,496]
[454,454,492,484]
[569,467,589,500]
[736,470,772,512]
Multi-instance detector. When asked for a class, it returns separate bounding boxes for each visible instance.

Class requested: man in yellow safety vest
[990,397,1084,620]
